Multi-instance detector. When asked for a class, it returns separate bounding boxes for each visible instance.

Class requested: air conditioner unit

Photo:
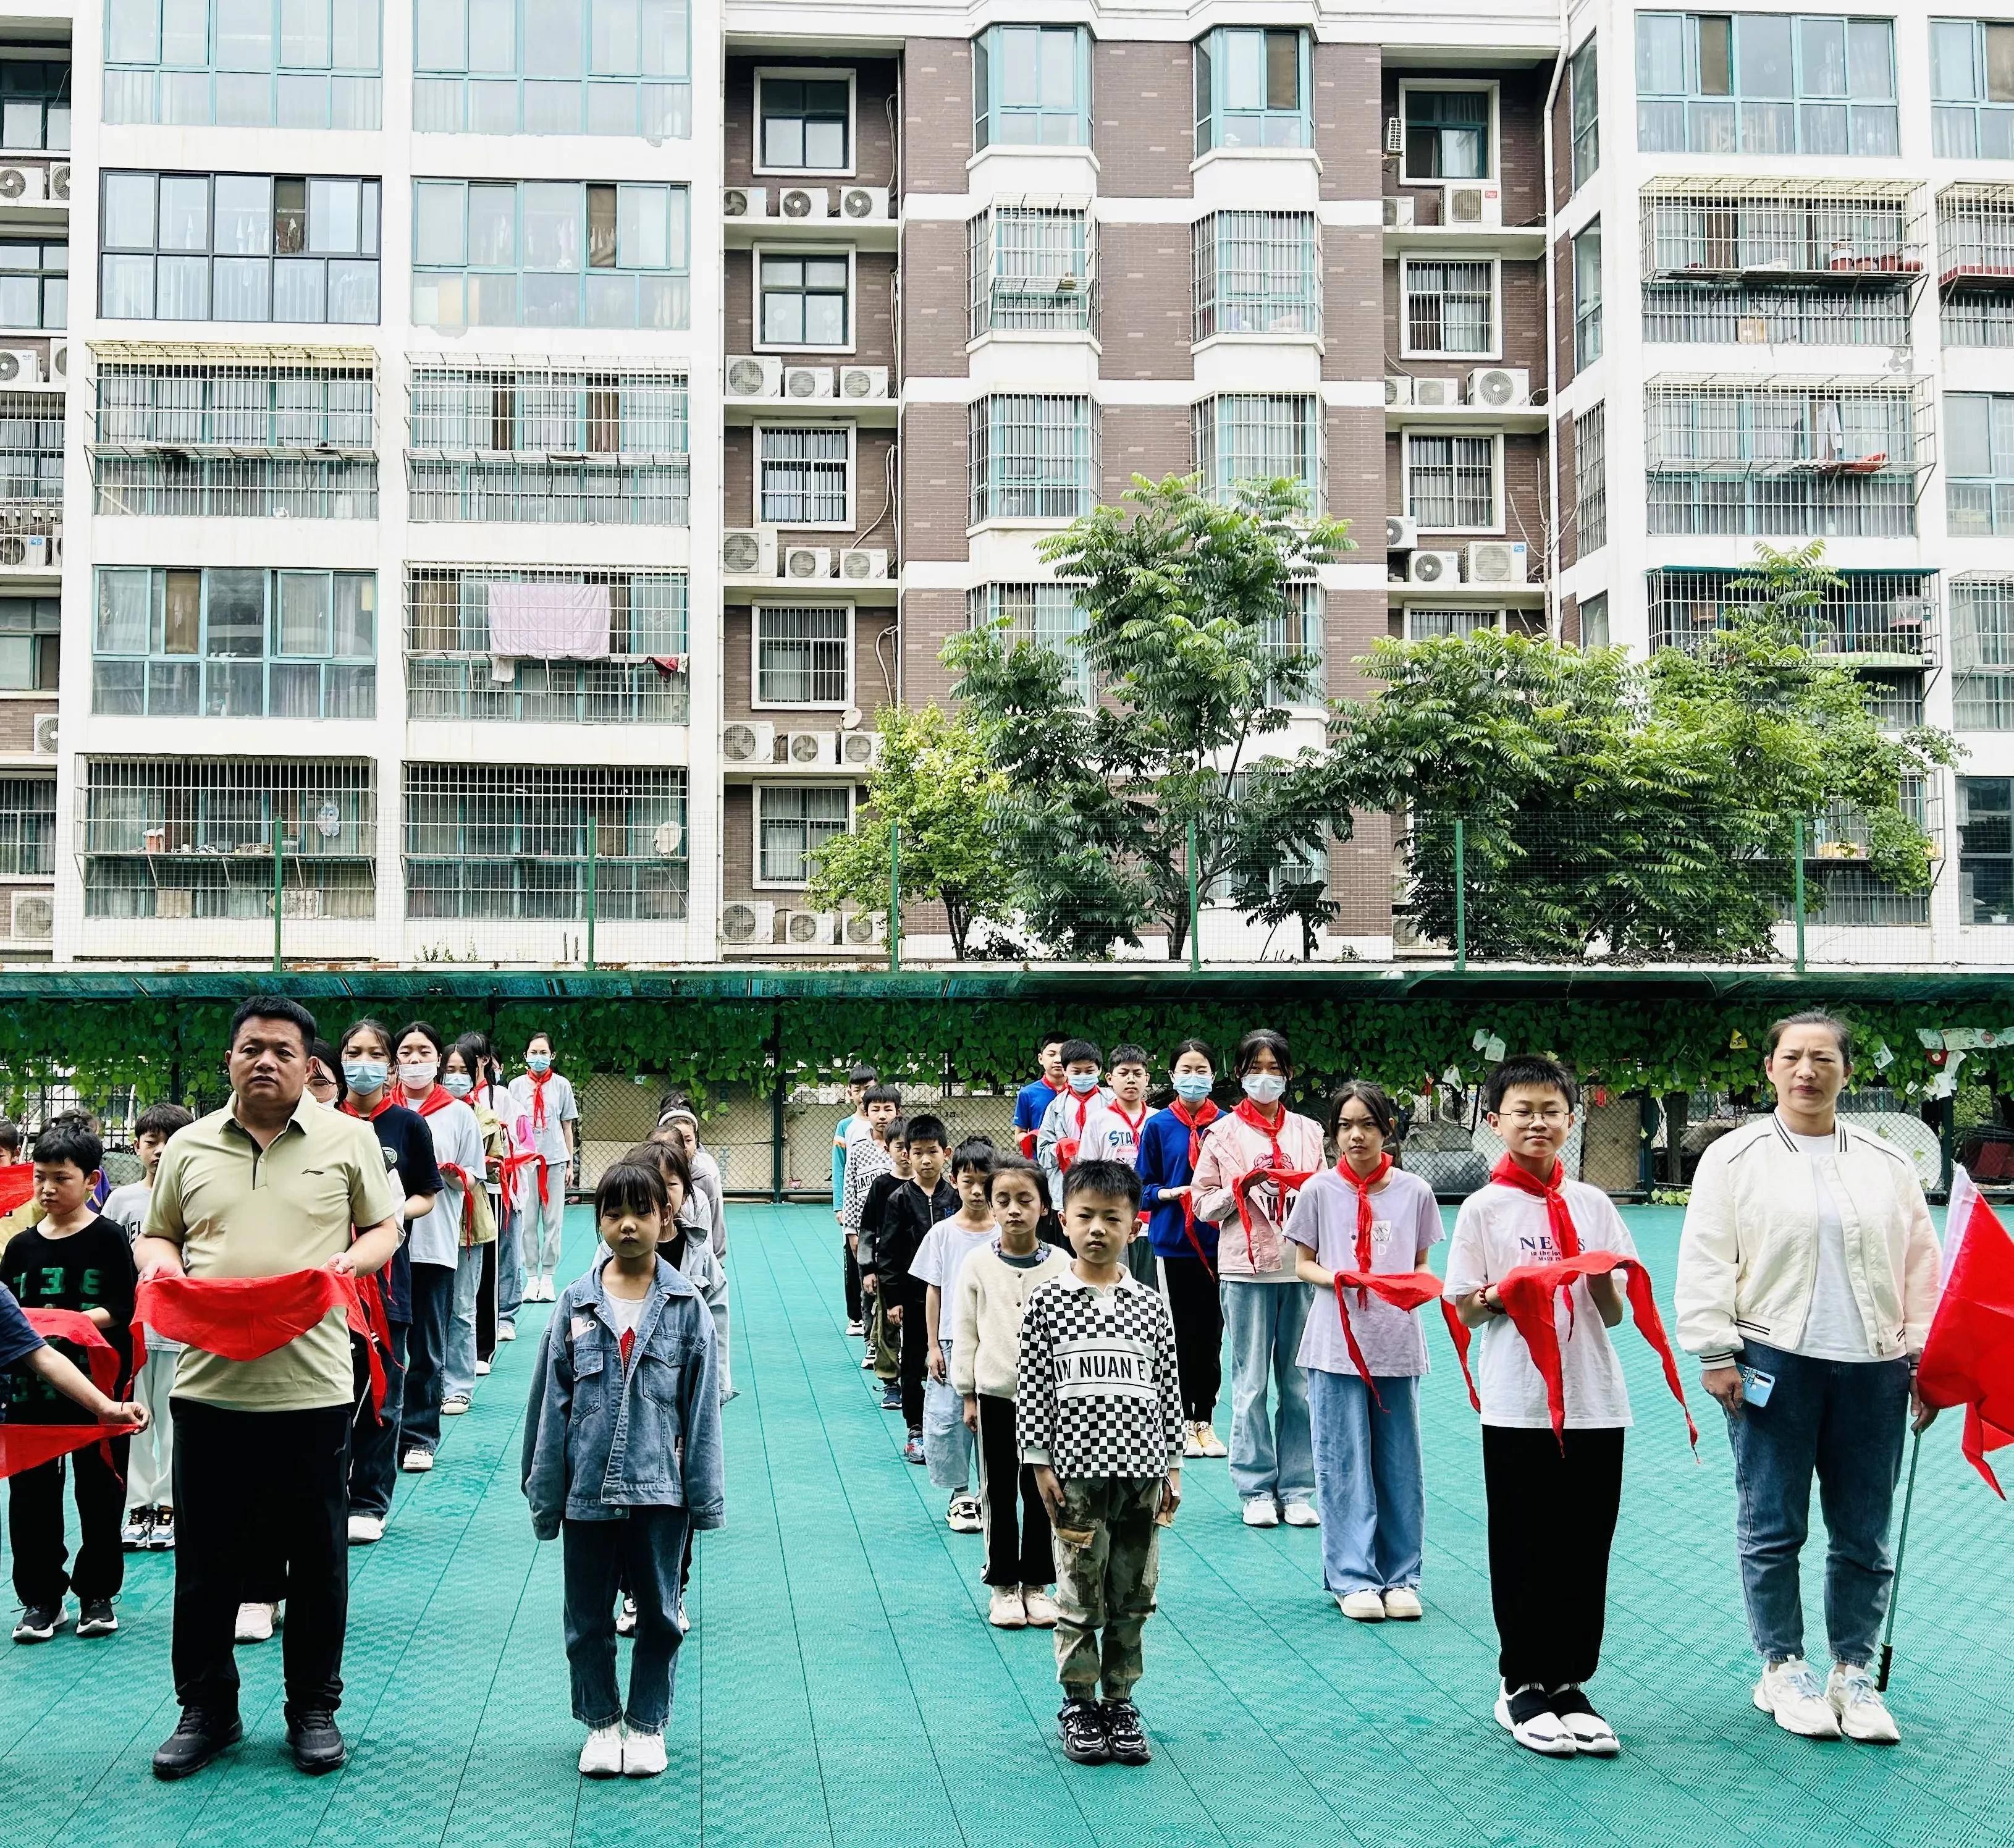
[24,535,50,568]
[721,720,776,765]
[1384,117,1405,156]
[783,365,835,399]
[784,730,839,767]
[838,729,881,769]
[0,166,45,205]
[1385,374,1414,408]
[154,889,195,919]
[31,713,56,756]
[1408,551,1462,586]
[1443,182,1502,228]
[9,890,51,941]
[1383,193,1414,227]
[780,908,841,946]
[725,354,783,397]
[1465,541,1528,585]
[46,164,68,203]
[1386,515,1418,552]
[0,349,41,385]
[776,186,831,221]
[722,185,767,219]
[841,908,887,946]
[1412,376,1460,409]
[719,899,776,945]
[838,185,890,221]
[722,526,778,576]
[783,545,835,580]
[1466,367,1530,408]
[838,365,889,400]
[838,547,888,581]
[0,534,30,567]
[49,343,65,383]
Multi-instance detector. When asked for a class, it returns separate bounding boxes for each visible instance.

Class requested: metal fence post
[1186,814,1201,973]
[889,820,902,974]
[770,1005,785,1204]
[585,822,597,969]
[271,816,284,973]
[1453,817,1467,973]
[1793,814,1807,975]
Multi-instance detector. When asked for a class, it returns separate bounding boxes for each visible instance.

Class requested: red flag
[1917,1167,2014,1497]
[0,1161,33,1217]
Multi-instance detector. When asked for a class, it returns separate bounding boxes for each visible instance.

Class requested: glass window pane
[213,256,271,319]
[1848,20,1894,100]
[108,0,162,64]
[334,575,374,654]
[1931,20,1975,101]
[527,0,584,76]
[1040,29,1077,106]
[469,185,515,264]
[103,172,157,249]
[1265,30,1299,111]
[217,0,274,65]
[416,182,465,263]
[308,178,360,253]
[277,572,331,654]
[334,0,379,69]
[213,174,273,253]
[468,0,515,73]
[206,570,266,656]
[416,0,465,70]
[617,186,667,268]
[1637,13,1685,91]
[523,183,581,269]
[1738,14,1793,98]
[1699,14,1734,93]
[1000,27,1040,105]
[95,569,151,654]
[282,0,333,67]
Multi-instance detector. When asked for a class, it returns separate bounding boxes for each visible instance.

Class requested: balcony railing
[1641,179,1924,284]
[1645,567,1938,666]
[1936,183,2014,289]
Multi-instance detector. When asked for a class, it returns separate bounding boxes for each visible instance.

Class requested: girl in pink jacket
[1192,1028,1324,1526]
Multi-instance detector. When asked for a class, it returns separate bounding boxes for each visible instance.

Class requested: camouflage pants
[1051,1475,1163,1700]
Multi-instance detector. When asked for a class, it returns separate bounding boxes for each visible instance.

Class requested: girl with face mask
[1189,1029,1325,1527]
[455,1032,525,1360]
[443,1040,507,1384]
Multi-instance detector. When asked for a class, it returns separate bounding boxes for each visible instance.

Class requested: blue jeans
[1723,1339,1910,1666]
[562,1508,690,1732]
[497,1199,523,1328]
[1220,1280,1314,1506]
[1307,1369,1424,1594]
[442,1242,484,1401]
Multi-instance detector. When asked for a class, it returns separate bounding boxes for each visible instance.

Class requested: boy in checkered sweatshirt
[1018,1159,1183,1770]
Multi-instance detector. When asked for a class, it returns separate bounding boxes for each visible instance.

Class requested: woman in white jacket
[1676,1011,1940,1749]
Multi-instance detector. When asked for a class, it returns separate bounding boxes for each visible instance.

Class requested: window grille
[1861,669,1926,730]
[757,785,850,885]
[1574,404,1607,554]
[0,393,64,502]
[1958,775,2014,921]
[1405,606,1499,641]
[1206,770,1328,902]
[1640,180,1923,280]
[1260,580,1325,707]
[105,0,383,130]
[968,205,1092,337]
[755,605,849,705]
[1954,577,2014,730]
[1645,566,1937,661]
[1943,288,2014,350]
[1405,432,1496,530]
[1937,182,2014,288]
[1196,26,1311,151]
[1193,394,1321,507]
[1403,257,1493,357]
[1194,212,1319,340]
[1643,282,1910,345]
[1946,392,2014,536]
[969,583,1090,704]
[968,394,1098,524]
[0,776,54,876]
[0,240,67,331]
[758,427,849,525]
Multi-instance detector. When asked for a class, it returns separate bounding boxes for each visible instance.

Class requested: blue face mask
[1242,1072,1288,1105]
[441,1073,474,1099]
[1171,1072,1214,1103]
[343,1058,387,1093]
[527,1053,552,1074]
[1068,1070,1101,1095]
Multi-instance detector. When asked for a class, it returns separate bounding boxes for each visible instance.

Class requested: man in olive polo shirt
[135,994,402,1781]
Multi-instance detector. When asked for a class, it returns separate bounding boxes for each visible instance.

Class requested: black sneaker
[77,1598,118,1638]
[1102,1698,1152,1765]
[1058,1697,1110,1765]
[877,1387,903,1411]
[152,1708,243,1780]
[150,1508,176,1550]
[12,1604,61,1644]
[287,1708,347,1774]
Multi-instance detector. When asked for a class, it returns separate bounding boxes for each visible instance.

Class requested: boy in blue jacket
[523,1161,723,1780]
[1014,1031,1071,1158]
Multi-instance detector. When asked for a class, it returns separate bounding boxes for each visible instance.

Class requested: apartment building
[8,2,2007,968]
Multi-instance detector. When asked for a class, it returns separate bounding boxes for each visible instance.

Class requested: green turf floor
[5,1203,2010,1847]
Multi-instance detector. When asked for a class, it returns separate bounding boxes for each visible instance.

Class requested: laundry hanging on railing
[485,581,612,660]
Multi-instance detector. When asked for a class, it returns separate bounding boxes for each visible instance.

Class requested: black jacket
[868,1179,959,1309]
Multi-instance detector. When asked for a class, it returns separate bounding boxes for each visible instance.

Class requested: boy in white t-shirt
[1444,1054,1635,1762]
[913,1138,998,1532]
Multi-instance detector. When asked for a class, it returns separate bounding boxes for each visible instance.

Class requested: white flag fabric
[486,581,611,659]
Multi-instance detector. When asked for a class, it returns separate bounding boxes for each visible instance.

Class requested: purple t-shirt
[1284,1165,1444,1378]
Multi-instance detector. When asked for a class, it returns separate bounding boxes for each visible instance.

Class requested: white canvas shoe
[1281,1500,1320,1527]
[988,1587,1027,1629]
[1382,1588,1424,1621]
[347,1514,385,1545]
[1338,1591,1387,1622]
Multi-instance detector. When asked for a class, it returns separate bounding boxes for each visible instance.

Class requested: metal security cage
[967,201,1094,338]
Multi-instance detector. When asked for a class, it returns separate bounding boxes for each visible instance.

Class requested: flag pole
[1876,1428,1923,1692]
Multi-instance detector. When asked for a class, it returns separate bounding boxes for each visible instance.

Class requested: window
[0,394,64,500]
[754,605,850,706]
[412,0,689,137]
[99,172,380,325]
[403,765,687,921]
[1261,580,1325,707]
[0,57,70,150]
[105,0,381,129]
[757,426,851,526]
[1194,212,1320,340]
[969,206,1092,336]
[759,251,849,348]
[1648,566,1936,655]
[0,776,53,877]
[411,179,689,331]
[1570,38,1599,189]
[969,583,1090,703]
[1955,580,2014,729]
[0,241,65,331]
[0,597,57,691]
[757,785,850,885]
[1635,13,1897,156]
[974,25,1089,149]
[1932,20,2014,158]
[1575,403,1607,554]
[92,567,375,719]
[1402,86,1493,179]
[1406,432,1498,531]
[1404,605,1500,640]
[1194,394,1322,506]
[1948,393,2014,536]
[1574,222,1603,368]
[1195,26,1310,152]
[757,72,851,170]
[1578,591,1610,649]
[1402,258,1495,357]
[968,394,1098,524]
[1959,775,2014,922]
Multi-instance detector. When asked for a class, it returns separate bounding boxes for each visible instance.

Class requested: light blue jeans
[923,1338,974,1493]
[496,1196,523,1328]
[1306,1369,1424,1594]
[442,1240,485,1401]
[1220,1280,1315,1507]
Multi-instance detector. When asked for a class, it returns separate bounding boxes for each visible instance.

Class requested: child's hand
[1032,1462,1067,1528]
[861,1273,877,1296]
[962,1395,979,1432]
[887,1303,902,1327]
[1158,1470,1181,1526]
[107,1399,148,1430]
[928,1346,946,1383]
[1160,1184,1190,1200]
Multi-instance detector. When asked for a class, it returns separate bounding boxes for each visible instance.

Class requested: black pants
[403,1262,455,1454]
[1160,1251,1223,1423]
[348,1320,408,1519]
[172,1399,350,1721]
[8,1437,129,1608]
[476,1239,499,1365]
[896,1288,927,1431]
[1482,1425,1625,1690]
[843,1238,862,1323]
[975,1394,1051,1588]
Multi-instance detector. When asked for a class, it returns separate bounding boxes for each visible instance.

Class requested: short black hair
[135,1102,195,1142]
[883,1115,911,1147]
[951,1136,995,1176]
[395,1019,446,1061]
[1060,1038,1102,1068]
[1481,1054,1579,1115]
[1039,1029,1069,1053]
[1234,1027,1292,1078]
[848,1063,879,1088]
[340,1016,394,1060]
[1108,1043,1150,1071]
[229,993,316,1053]
[1171,1037,1215,1070]
[628,1139,692,1199]
[446,1034,484,1075]
[1327,1081,1398,1142]
[596,1159,665,1222]
[1764,1010,1854,1066]
[906,1112,950,1150]
[32,1118,103,1174]
[1061,1158,1142,1212]
[864,1082,903,1107]
[987,1152,1050,1207]
[526,1029,555,1053]
[0,1118,19,1154]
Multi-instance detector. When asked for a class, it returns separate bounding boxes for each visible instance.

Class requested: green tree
[944,475,1356,960]
[803,702,1012,959]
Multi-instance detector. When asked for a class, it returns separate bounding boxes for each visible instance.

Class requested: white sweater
[950,1242,1071,1401]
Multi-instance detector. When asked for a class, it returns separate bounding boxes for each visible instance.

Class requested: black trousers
[1482,1424,1625,1690]
[8,1437,129,1608]
[896,1288,927,1431]
[476,1239,499,1365]
[348,1320,408,1519]
[171,1399,350,1721]
[402,1262,455,1454]
[975,1394,1051,1588]
[843,1237,862,1323]
[1160,1251,1224,1423]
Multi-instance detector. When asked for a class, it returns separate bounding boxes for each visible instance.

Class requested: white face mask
[399,1060,438,1094]
[1241,1072,1287,1105]
[441,1073,474,1099]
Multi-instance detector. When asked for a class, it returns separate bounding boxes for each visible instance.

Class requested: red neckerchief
[526,1068,554,1129]
[618,1325,636,1372]
[1056,1084,1100,1171]
[1336,1153,1395,1283]
[1228,1099,1313,1270]
[497,1146,539,1212]
[1019,1073,1064,1158]
[1111,1100,1147,1141]
[1328,1270,1478,1413]
[0,1310,138,1479]
[1489,1155,1582,1257]
[1168,1099,1221,1272]
[408,1085,479,1240]
[340,1093,394,1122]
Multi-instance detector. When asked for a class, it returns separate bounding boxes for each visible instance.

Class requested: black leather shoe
[152,1708,243,1780]
[287,1709,347,1774]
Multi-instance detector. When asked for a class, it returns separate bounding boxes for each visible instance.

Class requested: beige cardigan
[950,1242,1071,1400]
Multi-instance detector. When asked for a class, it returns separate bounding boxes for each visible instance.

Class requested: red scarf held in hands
[1056,1087,1098,1172]
[0,1310,139,1480]
[1229,1099,1313,1270]
[1335,1154,1394,1306]
[1328,1271,1478,1413]
[497,1146,539,1213]
[410,1084,479,1243]
[1168,1099,1221,1274]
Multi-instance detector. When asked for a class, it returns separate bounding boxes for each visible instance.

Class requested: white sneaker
[1382,1588,1424,1621]
[615,1597,638,1638]
[1194,1424,1229,1458]
[1021,1588,1058,1628]
[946,1495,983,1534]
[1550,1686,1620,1755]
[442,1395,471,1417]
[1754,1657,1843,1739]
[845,1318,864,1337]
[234,1602,276,1643]
[1495,1683,1577,1757]
[401,1448,434,1473]
[1826,1663,1900,1744]
[1338,1591,1387,1622]
[474,1359,491,1377]
[861,1354,875,1370]
[579,1724,623,1777]
[542,1278,558,1302]
[1241,1498,1280,1528]
[347,1514,385,1545]
[622,1728,667,1777]
[1281,1500,1320,1528]
[988,1587,1028,1629]
[497,1323,518,1342]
